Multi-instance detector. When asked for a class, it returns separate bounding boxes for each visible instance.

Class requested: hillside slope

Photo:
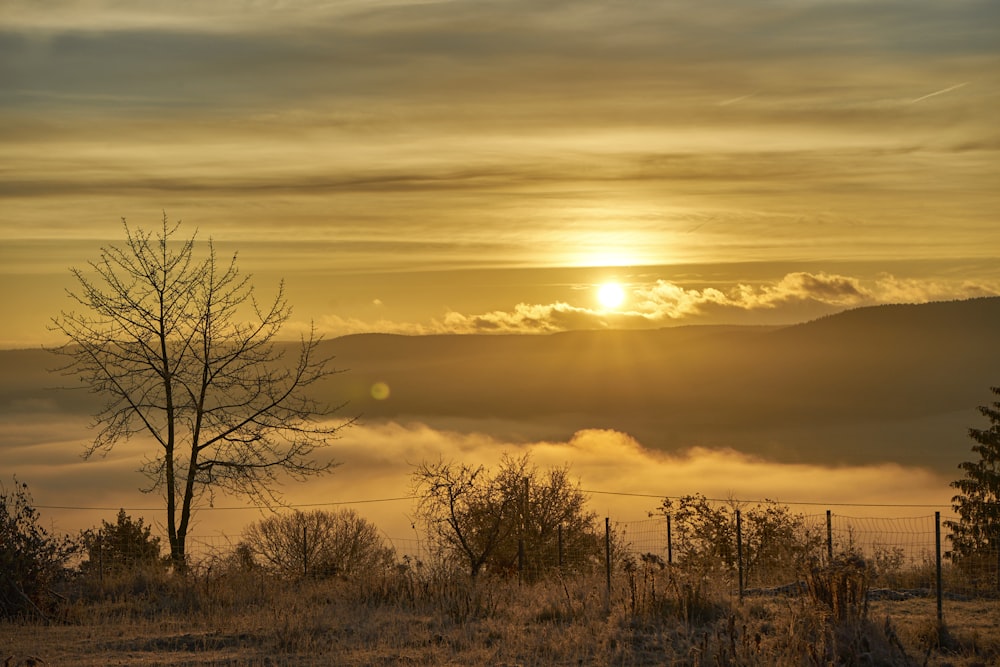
[3,297,998,472]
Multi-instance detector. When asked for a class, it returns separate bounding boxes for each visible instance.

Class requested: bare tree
[412,453,599,578]
[412,457,516,578]
[242,508,394,578]
[50,215,349,567]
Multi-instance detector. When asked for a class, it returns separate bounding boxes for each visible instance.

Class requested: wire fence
[614,508,1000,603]
[82,504,998,598]
[33,493,1000,632]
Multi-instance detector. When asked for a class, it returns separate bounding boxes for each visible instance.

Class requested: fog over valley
[3,297,996,539]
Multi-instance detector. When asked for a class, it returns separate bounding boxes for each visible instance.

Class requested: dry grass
[1,563,998,666]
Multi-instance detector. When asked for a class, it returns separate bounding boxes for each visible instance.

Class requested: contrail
[908,82,969,104]
[719,93,756,106]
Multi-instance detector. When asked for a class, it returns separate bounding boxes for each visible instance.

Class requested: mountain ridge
[2,296,998,473]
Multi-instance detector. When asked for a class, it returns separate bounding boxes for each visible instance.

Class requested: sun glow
[596,282,626,310]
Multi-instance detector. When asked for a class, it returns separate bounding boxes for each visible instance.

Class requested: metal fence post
[996,526,1000,593]
[666,514,673,565]
[604,517,611,604]
[826,510,834,563]
[736,509,744,602]
[935,511,943,623]
[558,523,564,569]
[98,528,104,588]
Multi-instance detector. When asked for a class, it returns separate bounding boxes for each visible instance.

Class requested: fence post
[302,525,308,577]
[518,476,528,581]
[736,509,744,602]
[935,511,943,623]
[826,510,833,563]
[558,523,564,569]
[98,528,104,588]
[996,526,1000,593]
[604,517,611,606]
[666,514,673,565]
[518,537,525,582]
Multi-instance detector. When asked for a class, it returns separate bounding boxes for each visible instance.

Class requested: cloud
[301,271,999,337]
[626,273,867,321]
[872,275,1000,304]
[5,416,954,547]
[441,302,599,334]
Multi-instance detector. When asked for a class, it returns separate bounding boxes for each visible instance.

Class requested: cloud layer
[2,417,955,547]
[304,270,999,336]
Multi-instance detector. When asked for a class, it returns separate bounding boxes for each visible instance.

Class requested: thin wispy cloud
[908,82,969,104]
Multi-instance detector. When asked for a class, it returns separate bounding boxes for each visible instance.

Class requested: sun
[596,282,626,310]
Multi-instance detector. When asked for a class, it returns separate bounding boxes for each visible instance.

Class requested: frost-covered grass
[1,561,998,666]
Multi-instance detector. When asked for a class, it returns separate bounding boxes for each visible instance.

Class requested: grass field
[2,562,999,666]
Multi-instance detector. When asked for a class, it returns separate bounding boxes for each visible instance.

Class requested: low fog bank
[0,417,956,547]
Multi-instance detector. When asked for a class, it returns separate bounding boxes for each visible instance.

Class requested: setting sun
[596,282,626,309]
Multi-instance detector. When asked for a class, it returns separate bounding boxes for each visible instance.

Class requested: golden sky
[1,1,998,539]
[1,0,999,346]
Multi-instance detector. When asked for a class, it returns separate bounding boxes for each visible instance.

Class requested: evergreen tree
[946,386,1000,570]
[80,509,164,574]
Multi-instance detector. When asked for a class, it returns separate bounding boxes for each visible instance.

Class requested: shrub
[243,508,395,578]
[658,494,822,586]
[0,478,77,619]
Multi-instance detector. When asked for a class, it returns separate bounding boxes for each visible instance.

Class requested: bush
[0,478,77,619]
[658,494,822,585]
[79,509,165,576]
[243,508,395,578]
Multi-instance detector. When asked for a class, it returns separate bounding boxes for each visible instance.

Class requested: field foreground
[2,570,999,666]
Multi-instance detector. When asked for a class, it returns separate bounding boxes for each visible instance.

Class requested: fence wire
[614,509,999,598]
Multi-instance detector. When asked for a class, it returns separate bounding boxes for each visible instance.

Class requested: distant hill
[3,297,999,473]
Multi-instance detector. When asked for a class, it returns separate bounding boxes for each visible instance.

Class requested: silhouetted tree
[413,453,599,578]
[50,215,350,568]
[79,509,164,575]
[243,509,394,578]
[946,386,1000,575]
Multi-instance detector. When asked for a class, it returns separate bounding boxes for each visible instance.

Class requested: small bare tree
[412,453,599,578]
[412,457,516,578]
[243,508,394,578]
[50,215,349,567]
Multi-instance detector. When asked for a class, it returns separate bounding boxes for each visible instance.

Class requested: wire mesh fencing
[47,493,1000,637]
[614,505,1000,606]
